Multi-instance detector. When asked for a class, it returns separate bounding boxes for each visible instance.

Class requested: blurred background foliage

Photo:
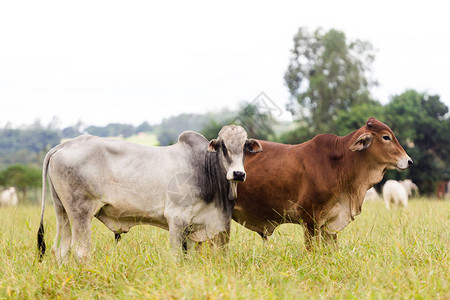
[0,27,448,199]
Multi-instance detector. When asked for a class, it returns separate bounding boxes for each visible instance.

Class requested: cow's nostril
[233,171,246,182]
[408,159,413,166]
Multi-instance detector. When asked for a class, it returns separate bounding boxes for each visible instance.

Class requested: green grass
[0,199,448,299]
[123,132,159,146]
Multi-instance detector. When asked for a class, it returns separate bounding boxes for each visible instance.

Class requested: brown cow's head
[350,117,413,171]
[208,125,262,198]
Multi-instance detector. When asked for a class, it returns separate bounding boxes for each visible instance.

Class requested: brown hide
[232,117,412,248]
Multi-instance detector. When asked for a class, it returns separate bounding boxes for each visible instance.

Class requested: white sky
[0,0,449,128]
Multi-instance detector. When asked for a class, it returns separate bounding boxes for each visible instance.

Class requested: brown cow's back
[234,134,352,236]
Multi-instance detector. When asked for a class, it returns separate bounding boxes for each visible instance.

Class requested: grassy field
[0,199,448,299]
[123,132,159,146]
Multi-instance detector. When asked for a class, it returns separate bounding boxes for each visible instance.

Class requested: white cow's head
[207,125,262,198]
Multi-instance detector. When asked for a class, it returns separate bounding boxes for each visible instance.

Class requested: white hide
[382,180,408,209]
[0,187,18,206]
[399,179,419,197]
[364,187,380,201]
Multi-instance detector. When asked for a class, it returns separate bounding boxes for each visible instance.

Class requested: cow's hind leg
[51,189,72,264]
[70,200,99,262]
[71,217,93,261]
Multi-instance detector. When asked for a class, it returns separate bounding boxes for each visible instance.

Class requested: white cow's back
[364,187,379,201]
[382,180,408,209]
[400,179,419,197]
[0,187,18,206]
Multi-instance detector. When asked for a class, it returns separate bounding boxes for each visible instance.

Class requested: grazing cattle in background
[0,187,19,206]
[364,187,380,202]
[37,125,262,263]
[399,179,419,197]
[382,180,408,209]
[215,118,412,250]
[436,180,449,200]
[447,182,450,200]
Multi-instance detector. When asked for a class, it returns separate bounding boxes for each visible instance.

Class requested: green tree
[383,90,449,193]
[0,164,42,203]
[285,27,377,135]
[135,121,153,133]
[86,123,135,138]
[0,124,61,169]
[333,100,385,136]
[156,113,218,145]
[277,100,384,144]
[201,102,275,141]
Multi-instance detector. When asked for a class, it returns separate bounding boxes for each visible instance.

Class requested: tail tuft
[37,222,46,261]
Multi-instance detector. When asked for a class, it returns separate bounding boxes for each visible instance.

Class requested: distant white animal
[399,179,419,197]
[447,181,450,200]
[364,187,380,201]
[0,187,19,206]
[382,180,408,209]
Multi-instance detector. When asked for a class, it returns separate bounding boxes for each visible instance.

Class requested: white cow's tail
[37,146,59,261]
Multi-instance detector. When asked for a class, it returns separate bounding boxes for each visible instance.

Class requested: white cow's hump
[178,131,208,150]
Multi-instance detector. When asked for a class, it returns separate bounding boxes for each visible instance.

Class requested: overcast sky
[1,0,449,128]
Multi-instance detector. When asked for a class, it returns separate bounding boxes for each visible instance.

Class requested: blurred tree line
[0,120,155,168]
[62,121,153,139]
[0,121,61,169]
[0,120,154,203]
[0,164,41,203]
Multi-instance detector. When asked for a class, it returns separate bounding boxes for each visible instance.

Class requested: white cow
[399,179,419,197]
[0,187,19,206]
[382,180,408,209]
[364,187,380,201]
[37,125,262,263]
[447,181,450,200]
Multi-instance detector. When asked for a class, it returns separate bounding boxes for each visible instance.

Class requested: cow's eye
[221,142,228,156]
[383,135,391,141]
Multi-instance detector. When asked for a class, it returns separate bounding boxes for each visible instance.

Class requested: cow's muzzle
[396,156,413,170]
[232,171,246,182]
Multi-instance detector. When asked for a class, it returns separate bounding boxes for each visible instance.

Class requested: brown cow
[436,180,449,199]
[217,117,412,249]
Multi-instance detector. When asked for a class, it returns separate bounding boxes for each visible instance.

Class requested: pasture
[0,199,448,299]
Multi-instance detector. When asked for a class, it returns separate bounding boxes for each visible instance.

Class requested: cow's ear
[350,133,372,151]
[208,139,220,152]
[245,139,262,153]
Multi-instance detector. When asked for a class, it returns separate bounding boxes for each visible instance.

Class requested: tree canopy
[285,27,376,136]
[383,90,449,193]
[201,102,275,141]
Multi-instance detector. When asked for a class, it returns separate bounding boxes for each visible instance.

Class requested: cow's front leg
[384,197,391,210]
[168,218,190,254]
